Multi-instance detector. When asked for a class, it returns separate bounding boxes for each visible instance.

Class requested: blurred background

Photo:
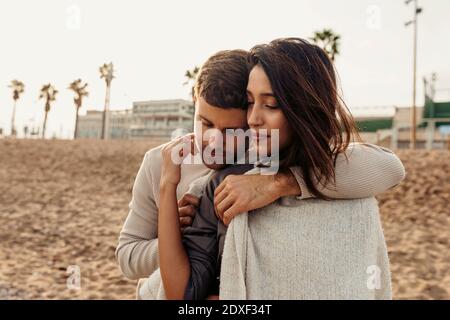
[0,0,449,299]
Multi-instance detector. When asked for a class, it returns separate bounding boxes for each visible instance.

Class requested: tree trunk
[101,83,111,140]
[42,110,48,139]
[74,107,80,139]
[11,100,17,136]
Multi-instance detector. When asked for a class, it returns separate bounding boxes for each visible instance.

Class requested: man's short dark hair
[194,49,250,109]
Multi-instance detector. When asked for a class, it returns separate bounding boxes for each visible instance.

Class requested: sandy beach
[0,139,448,299]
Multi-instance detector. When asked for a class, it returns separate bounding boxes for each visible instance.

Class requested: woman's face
[246,64,293,156]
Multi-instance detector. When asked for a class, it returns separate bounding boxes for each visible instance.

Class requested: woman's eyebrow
[260,92,275,97]
[246,90,275,98]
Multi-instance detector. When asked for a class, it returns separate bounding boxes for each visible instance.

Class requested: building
[130,99,194,138]
[76,99,194,139]
[354,103,450,149]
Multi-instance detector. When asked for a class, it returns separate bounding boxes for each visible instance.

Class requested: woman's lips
[251,133,271,141]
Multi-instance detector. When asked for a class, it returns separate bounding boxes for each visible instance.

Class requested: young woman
[157,38,404,299]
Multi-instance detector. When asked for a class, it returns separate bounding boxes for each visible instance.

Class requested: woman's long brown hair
[249,37,362,200]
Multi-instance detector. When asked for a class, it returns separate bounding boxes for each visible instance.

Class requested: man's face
[194,96,248,170]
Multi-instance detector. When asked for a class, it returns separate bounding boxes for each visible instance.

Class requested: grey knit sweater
[219,190,392,299]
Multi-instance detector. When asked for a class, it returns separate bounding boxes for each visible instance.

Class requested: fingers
[178,193,200,208]
[223,204,240,226]
[167,134,196,161]
[178,133,196,156]
[215,194,234,220]
[214,190,228,214]
[214,179,227,198]
[179,216,193,228]
[179,204,196,218]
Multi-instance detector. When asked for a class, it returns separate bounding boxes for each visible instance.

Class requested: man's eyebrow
[198,115,212,123]
[223,126,246,131]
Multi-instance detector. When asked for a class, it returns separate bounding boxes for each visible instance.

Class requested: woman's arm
[213,143,405,224]
[159,164,223,300]
[158,135,194,299]
[158,182,191,299]
[289,143,406,199]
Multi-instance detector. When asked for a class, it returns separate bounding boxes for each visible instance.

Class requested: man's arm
[115,151,160,280]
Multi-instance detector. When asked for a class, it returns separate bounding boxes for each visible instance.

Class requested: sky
[0,0,449,138]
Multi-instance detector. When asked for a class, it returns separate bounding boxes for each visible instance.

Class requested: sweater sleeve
[288,143,406,199]
[183,164,254,300]
[115,151,160,280]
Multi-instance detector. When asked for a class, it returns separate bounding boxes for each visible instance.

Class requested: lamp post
[405,0,422,149]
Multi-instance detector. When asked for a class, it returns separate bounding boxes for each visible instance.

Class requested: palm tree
[184,66,199,99]
[39,84,58,139]
[8,80,25,136]
[99,62,114,140]
[68,79,89,139]
[310,28,341,61]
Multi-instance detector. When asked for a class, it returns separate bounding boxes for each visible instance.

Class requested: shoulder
[144,142,168,164]
[345,142,395,154]
[139,142,172,178]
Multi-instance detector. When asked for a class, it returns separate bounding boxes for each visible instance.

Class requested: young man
[115,49,405,299]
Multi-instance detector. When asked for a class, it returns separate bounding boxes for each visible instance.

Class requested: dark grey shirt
[182,164,254,300]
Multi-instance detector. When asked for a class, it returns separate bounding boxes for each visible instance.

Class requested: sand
[0,139,449,299]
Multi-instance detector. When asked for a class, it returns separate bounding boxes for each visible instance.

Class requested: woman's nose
[247,105,264,128]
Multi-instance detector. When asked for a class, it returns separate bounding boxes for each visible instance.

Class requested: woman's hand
[160,133,196,186]
[214,171,301,225]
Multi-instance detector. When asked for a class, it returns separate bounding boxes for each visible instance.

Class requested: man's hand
[178,193,200,231]
[214,171,301,226]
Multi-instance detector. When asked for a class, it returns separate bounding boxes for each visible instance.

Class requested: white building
[76,99,194,139]
[130,99,194,138]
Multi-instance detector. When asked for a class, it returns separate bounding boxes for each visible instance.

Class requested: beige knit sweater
[115,142,405,299]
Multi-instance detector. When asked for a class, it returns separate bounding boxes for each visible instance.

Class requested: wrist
[274,170,302,198]
[270,173,285,199]
[160,179,178,192]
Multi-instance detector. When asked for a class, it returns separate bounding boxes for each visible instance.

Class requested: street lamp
[405,0,423,149]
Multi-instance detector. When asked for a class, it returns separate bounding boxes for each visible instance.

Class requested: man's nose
[206,129,224,149]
